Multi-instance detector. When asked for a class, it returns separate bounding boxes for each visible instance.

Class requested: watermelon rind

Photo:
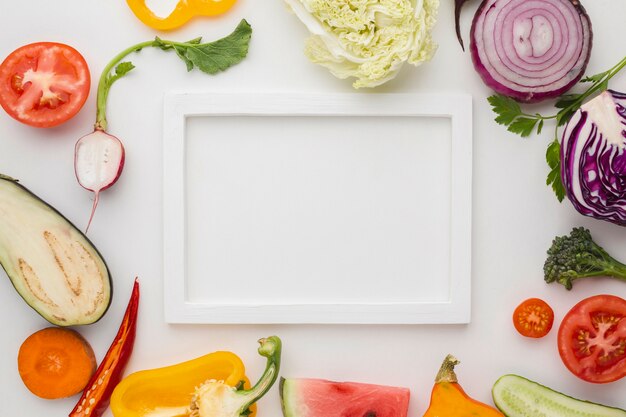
[280,377,301,417]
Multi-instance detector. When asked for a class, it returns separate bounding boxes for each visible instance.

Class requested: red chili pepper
[69,279,139,417]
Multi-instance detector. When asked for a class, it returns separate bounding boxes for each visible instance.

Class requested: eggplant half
[0,175,111,325]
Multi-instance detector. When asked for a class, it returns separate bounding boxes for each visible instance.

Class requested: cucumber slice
[0,175,111,326]
[493,375,626,417]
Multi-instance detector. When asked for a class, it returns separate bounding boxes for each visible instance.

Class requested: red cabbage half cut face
[470,0,592,103]
[561,90,626,226]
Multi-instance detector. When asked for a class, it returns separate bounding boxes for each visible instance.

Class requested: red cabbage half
[561,90,626,226]
[470,0,592,103]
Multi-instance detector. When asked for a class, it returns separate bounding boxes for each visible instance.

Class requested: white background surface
[187,115,453,306]
[0,0,625,416]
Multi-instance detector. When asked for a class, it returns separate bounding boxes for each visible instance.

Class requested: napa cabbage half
[284,0,439,88]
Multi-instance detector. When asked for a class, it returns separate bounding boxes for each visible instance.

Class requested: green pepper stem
[237,336,282,412]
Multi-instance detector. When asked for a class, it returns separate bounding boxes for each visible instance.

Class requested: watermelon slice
[280,378,410,417]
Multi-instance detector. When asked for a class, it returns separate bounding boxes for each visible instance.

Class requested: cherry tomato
[0,42,90,128]
[558,294,626,383]
[512,298,554,338]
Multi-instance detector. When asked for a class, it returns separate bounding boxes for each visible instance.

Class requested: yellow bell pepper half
[126,0,238,31]
[110,336,282,417]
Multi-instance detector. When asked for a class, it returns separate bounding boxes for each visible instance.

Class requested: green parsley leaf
[507,117,538,137]
[488,94,522,126]
[545,140,565,202]
[554,94,579,109]
[546,139,560,169]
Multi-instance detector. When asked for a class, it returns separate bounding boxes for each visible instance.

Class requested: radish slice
[470,0,592,103]
[74,130,125,232]
[73,22,251,231]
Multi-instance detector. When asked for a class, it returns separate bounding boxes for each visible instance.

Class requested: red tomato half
[558,295,626,383]
[513,298,554,338]
[0,42,90,128]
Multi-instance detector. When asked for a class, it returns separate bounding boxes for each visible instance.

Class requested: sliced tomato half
[558,294,626,383]
[0,42,90,128]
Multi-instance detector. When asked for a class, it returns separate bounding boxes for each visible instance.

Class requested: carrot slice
[18,327,96,399]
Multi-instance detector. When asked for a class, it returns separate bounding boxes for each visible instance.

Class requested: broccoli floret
[544,227,626,290]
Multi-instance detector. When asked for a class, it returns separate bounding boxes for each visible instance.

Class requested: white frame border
[163,93,472,324]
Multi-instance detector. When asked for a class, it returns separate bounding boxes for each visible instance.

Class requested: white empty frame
[163,93,472,324]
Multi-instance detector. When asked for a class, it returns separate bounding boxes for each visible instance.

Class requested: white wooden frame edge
[163,92,472,324]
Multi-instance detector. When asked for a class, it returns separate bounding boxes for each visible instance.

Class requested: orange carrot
[18,327,96,399]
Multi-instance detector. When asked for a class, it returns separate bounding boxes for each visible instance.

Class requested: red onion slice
[470,0,592,103]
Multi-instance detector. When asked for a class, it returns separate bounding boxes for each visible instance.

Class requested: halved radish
[74,130,125,232]
[73,21,251,231]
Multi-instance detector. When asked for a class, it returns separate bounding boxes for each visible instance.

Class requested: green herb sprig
[487,55,626,201]
[95,19,252,131]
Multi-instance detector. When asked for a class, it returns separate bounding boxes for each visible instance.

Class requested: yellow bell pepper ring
[126,0,239,31]
[110,336,282,417]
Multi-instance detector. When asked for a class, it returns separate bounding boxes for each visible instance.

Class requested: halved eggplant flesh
[0,175,111,325]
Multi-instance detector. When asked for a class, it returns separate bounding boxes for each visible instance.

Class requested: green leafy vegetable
[508,117,539,138]
[154,20,251,75]
[155,36,202,71]
[545,140,565,202]
[95,19,252,130]
[544,227,626,290]
[487,55,626,201]
[283,0,439,88]
[488,94,550,137]
[488,95,521,126]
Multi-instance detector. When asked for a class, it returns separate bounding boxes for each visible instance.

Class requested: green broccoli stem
[562,240,626,289]
[588,243,626,280]
[236,336,282,413]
